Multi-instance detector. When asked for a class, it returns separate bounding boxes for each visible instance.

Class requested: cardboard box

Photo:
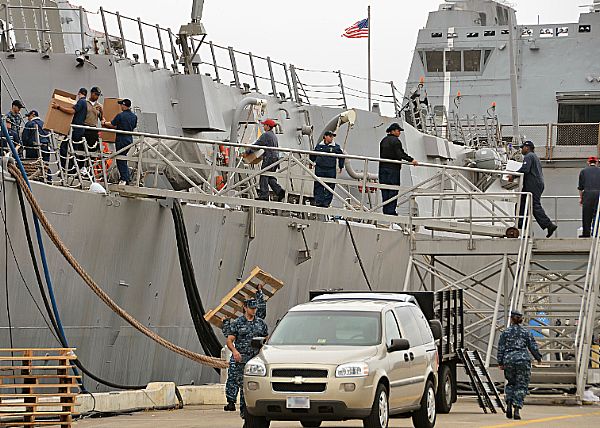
[100,98,121,143]
[243,149,264,165]
[43,89,76,136]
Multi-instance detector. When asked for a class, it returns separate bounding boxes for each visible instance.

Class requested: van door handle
[404,353,409,362]
[409,352,414,361]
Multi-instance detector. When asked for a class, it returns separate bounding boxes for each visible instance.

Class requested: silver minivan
[244,293,441,428]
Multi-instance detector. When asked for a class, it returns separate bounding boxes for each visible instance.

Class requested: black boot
[513,407,521,420]
[224,401,236,411]
[505,402,513,419]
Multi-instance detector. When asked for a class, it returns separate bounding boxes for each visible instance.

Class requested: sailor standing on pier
[497,310,542,420]
[224,285,268,422]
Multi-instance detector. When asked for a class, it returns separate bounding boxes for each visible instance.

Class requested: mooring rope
[8,162,228,369]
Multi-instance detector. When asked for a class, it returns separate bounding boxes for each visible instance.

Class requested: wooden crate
[204,267,284,328]
[0,348,79,427]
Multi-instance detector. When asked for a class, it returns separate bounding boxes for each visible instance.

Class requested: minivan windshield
[268,311,381,346]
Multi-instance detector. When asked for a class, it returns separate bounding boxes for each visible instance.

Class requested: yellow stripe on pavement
[482,410,600,427]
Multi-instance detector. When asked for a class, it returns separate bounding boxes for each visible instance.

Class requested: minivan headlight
[336,362,369,378]
[244,359,266,377]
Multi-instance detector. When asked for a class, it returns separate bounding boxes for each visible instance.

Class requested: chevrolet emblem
[293,376,304,384]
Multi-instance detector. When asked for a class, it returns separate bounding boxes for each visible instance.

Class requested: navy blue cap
[386,123,404,133]
[118,98,132,107]
[510,310,523,318]
[520,140,535,148]
[27,110,39,117]
[244,298,258,309]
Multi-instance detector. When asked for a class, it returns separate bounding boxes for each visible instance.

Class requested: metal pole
[248,52,259,91]
[209,41,220,83]
[508,11,520,144]
[155,24,167,69]
[116,12,127,58]
[228,47,240,89]
[38,5,44,52]
[167,29,179,71]
[79,6,85,52]
[267,56,277,96]
[290,64,300,104]
[100,7,111,55]
[485,254,508,368]
[367,5,372,112]
[283,63,293,101]
[137,18,147,63]
[338,71,347,109]
[391,81,399,117]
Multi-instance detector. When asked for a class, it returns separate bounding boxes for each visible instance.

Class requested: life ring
[93,141,113,180]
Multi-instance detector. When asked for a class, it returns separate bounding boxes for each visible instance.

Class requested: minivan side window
[394,306,425,347]
[384,311,402,348]
[410,307,434,344]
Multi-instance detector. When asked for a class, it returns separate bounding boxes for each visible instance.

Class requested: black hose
[15,184,144,390]
[171,200,222,366]
[345,219,373,291]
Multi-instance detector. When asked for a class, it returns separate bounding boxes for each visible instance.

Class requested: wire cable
[345,219,373,291]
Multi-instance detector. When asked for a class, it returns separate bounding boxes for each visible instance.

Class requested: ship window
[521,28,533,38]
[431,32,443,38]
[556,27,569,37]
[579,25,591,33]
[467,32,479,38]
[540,28,553,38]
[501,29,510,35]
[425,51,444,72]
[445,50,461,72]
[497,6,508,26]
[484,30,496,37]
[464,50,481,72]
[447,32,458,39]
[478,13,487,26]
[484,49,493,64]
[418,51,425,66]
[558,104,600,123]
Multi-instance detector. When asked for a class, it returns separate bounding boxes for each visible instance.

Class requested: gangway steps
[458,349,505,414]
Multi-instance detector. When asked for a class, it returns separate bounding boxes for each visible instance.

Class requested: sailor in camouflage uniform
[497,310,542,420]
[224,285,268,419]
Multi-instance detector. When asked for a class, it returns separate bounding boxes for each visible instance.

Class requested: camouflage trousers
[225,362,246,417]
[504,361,531,408]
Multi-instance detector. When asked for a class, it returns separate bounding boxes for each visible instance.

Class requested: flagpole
[367,5,372,111]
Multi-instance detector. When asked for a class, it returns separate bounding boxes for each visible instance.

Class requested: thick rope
[8,162,228,369]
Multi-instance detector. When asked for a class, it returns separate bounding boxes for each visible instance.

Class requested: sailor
[225,285,267,420]
[6,100,24,140]
[22,110,50,162]
[516,141,557,237]
[309,131,344,208]
[102,99,138,185]
[578,156,600,238]
[52,88,87,173]
[497,310,542,420]
[243,119,285,201]
[378,123,418,215]
[83,87,104,152]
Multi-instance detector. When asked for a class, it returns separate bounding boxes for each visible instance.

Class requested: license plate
[286,396,310,409]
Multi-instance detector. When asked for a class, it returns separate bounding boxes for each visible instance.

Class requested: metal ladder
[459,349,505,414]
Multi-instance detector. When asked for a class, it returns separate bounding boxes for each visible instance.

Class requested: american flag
[342,18,369,39]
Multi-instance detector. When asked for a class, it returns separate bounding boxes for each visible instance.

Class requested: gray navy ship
[0,0,598,403]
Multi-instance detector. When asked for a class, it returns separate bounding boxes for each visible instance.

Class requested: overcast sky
[77,0,585,108]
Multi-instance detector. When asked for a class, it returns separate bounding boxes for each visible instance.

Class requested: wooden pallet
[204,267,284,328]
[0,348,79,427]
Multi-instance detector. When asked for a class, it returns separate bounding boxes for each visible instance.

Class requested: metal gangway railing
[4,123,527,237]
[575,198,600,398]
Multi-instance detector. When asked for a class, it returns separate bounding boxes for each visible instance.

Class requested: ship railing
[541,195,581,237]
[0,4,404,116]
[24,124,524,234]
[500,122,600,160]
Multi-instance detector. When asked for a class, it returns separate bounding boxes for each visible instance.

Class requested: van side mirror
[251,337,267,349]
[429,320,443,341]
[388,338,410,353]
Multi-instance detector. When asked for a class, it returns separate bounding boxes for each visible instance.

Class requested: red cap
[588,156,598,163]
[261,119,276,128]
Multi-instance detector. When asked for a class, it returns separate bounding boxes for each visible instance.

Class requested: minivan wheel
[363,383,389,428]
[301,421,322,427]
[435,365,453,414]
[412,379,436,428]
